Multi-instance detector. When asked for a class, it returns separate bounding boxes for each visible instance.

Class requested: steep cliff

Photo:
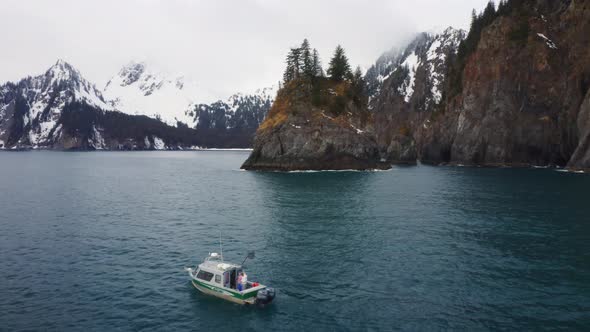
[242,78,388,171]
[428,0,590,168]
[371,28,466,163]
[374,0,590,170]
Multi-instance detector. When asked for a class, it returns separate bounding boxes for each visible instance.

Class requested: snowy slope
[0,59,112,148]
[364,46,402,101]
[103,61,217,126]
[366,27,466,109]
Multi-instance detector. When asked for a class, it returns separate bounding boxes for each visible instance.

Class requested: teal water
[0,151,589,331]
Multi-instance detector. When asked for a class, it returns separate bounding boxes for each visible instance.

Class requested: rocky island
[242,42,389,171]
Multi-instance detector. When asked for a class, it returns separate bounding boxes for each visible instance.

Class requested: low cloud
[0,0,490,98]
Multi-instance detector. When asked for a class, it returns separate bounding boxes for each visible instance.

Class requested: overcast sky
[1,0,490,99]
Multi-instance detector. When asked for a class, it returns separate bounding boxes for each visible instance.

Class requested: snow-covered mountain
[0,59,113,148]
[0,60,213,150]
[103,61,216,126]
[103,60,277,135]
[187,86,277,130]
[366,27,466,110]
[0,59,277,150]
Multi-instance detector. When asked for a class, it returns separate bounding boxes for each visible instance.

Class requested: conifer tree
[482,1,497,26]
[301,39,314,80]
[327,45,352,82]
[497,0,508,15]
[312,49,324,77]
[352,66,364,95]
[283,47,302,83]
[470,9,477,32]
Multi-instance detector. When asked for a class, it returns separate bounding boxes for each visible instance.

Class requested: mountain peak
[50,59,77,72]
[441,26,461,34]
[437,26,467,40]
[45,59,83,85]
[115,61,147,86]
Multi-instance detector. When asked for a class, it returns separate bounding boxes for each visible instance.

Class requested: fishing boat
[185,252,275,305]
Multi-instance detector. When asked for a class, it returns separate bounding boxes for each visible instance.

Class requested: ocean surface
[1,151,589,331]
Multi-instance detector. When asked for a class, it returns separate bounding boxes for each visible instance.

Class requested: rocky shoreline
[371,0,590,171]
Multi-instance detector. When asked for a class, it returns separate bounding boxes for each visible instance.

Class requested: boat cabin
[193,253,258,291]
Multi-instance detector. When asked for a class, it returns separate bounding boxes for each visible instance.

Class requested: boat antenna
[241,251,255,267]
[219,230,224,262]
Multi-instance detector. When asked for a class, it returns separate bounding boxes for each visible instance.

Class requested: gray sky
[1,0,490,99]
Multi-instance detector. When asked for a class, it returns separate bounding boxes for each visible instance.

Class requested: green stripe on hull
[192,279,258,300]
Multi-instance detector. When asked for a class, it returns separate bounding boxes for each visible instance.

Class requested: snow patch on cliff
[153,136,166,150]
[399,52,419,103]
[91,126,106,150]
[537,33,558,50]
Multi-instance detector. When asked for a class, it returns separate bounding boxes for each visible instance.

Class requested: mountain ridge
[0,60,277,150]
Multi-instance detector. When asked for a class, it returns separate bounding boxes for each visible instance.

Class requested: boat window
[215,274,221,284]
[196,270,214,282]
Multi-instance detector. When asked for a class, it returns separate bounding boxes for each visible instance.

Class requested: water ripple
[0,152,589,330]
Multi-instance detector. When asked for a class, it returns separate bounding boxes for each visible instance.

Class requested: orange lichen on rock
[242,77,388,171]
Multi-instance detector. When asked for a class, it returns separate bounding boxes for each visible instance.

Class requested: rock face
[429,0,590,169]
[242,79,388,171]
[373,0,590,170]
[568,90,590,168]
[371,28,466,163]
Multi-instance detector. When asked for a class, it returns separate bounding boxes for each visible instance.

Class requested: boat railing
[241,282,265,293]
[205,252,223,262]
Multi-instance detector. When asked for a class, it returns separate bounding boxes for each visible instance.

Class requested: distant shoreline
[196,148,253,151]
[0,148,253,152]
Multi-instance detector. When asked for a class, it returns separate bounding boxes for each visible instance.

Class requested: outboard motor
[255,287,276,306]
